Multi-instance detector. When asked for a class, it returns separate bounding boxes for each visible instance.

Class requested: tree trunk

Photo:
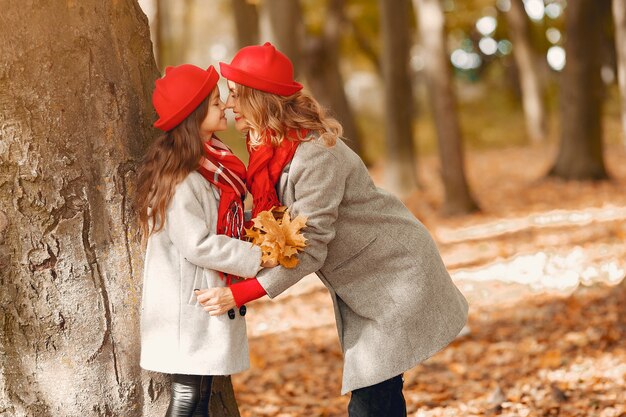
[0,1,158,415]
[614,0,626,145]
[231,0,260,48]
[549,0,610,180]
[414,0,478,214]
[378,0,418,195]
[263,0,305,76]
[138,0,163,69]
[157,0,175,67]
[179,0,195,64]
[303,0,365,160]
[262,0,366,160]
[506,0,547,144]
[346,18,382,76]
[0,1,240,416]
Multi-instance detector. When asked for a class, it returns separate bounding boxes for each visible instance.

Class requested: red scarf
[197,136,247,285]
[246,129,306,221]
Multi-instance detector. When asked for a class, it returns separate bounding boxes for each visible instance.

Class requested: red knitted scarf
[246,129,306,221]
[197,136,247,284]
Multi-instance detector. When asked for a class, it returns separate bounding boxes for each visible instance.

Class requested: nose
[219,99,226,111]
[225,95,235,109]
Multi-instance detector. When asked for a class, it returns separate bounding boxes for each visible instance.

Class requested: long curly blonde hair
[236,84,343,148]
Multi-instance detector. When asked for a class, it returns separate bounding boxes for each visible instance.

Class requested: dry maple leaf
[281,211,307,249]
[245,206,308,268]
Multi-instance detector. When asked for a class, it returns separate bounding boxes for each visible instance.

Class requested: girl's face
[225,81,249,133]
[200,87,227,140]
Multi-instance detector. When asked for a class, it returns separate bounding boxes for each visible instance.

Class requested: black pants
[348,375,407,417]
[165,374,213,417]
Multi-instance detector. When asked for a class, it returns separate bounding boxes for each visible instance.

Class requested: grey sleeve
[257,145,346,297]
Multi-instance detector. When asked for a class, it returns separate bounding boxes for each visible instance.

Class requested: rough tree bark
[0,1,158,415]
[414,0,478,215]
[303,0,365,160]
[614,0,626,145]
[231,0,260,48]
[549,0,610,180]
[378,0,418,195]
[0,1,240,416]
[506,0,547,144]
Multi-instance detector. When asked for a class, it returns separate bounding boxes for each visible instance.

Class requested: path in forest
[243,204,626,340]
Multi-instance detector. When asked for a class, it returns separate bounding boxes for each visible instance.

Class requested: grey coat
[140,172,262,376]
[257,137,469,394]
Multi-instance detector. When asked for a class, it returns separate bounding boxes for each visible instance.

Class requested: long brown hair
[236,84,343,148]
[136,95,210,241]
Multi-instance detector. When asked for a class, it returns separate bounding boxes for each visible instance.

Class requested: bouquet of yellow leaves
[245,206,308,268]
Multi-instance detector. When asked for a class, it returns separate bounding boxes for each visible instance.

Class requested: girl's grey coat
[257,137,469,394]
[140,172,262,375]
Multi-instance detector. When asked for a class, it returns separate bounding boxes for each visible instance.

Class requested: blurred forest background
[1,0,626,416]
[140,0,625,207]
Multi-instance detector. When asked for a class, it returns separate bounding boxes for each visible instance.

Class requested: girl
[200,43,468,417]
[136,64,270,417]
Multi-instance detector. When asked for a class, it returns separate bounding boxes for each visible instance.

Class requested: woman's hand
[194,288,236,316]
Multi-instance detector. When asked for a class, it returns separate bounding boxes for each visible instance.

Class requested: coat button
[239,305,247,316]
[227,309,236,320]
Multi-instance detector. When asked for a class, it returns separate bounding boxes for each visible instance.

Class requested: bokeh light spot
[547,46,566,71]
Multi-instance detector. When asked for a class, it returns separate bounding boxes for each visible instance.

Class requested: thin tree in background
[506,0,547,144]
[154,0,194,67]
[379,0,418,195]
[263,0,306,75]
[549,0,610,180]
[304,0,364,159]
[156,0,175,66]
[232,0,260,48]
[262,0,365,159]
[614,0,626,144]
[414,0,478,214]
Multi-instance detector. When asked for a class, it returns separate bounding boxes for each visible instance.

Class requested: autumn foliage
[245,206,308,268]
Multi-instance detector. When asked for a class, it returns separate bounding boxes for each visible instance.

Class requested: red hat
[219,42,303,96]
[153,64,219,132]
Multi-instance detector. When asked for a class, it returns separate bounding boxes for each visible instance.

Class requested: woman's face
[200,87,227,140]
[225,81,250,133]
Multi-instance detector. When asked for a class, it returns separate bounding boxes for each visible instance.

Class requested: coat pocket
[329,236,378,273]
[184,265,205,305]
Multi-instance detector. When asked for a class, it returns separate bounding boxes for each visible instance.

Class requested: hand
[261,258,278,268]
[194,288,236,316]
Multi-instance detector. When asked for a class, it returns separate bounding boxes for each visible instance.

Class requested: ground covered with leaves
[232,144,626,417]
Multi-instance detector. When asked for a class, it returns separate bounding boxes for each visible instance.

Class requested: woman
[136,64,271,417]
[199,43,469,417]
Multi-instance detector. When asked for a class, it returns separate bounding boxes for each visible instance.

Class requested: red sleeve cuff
[230,278,267,307]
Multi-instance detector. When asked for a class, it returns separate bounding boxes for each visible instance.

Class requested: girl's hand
[195,288,236,316]
[261,259,278,268]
